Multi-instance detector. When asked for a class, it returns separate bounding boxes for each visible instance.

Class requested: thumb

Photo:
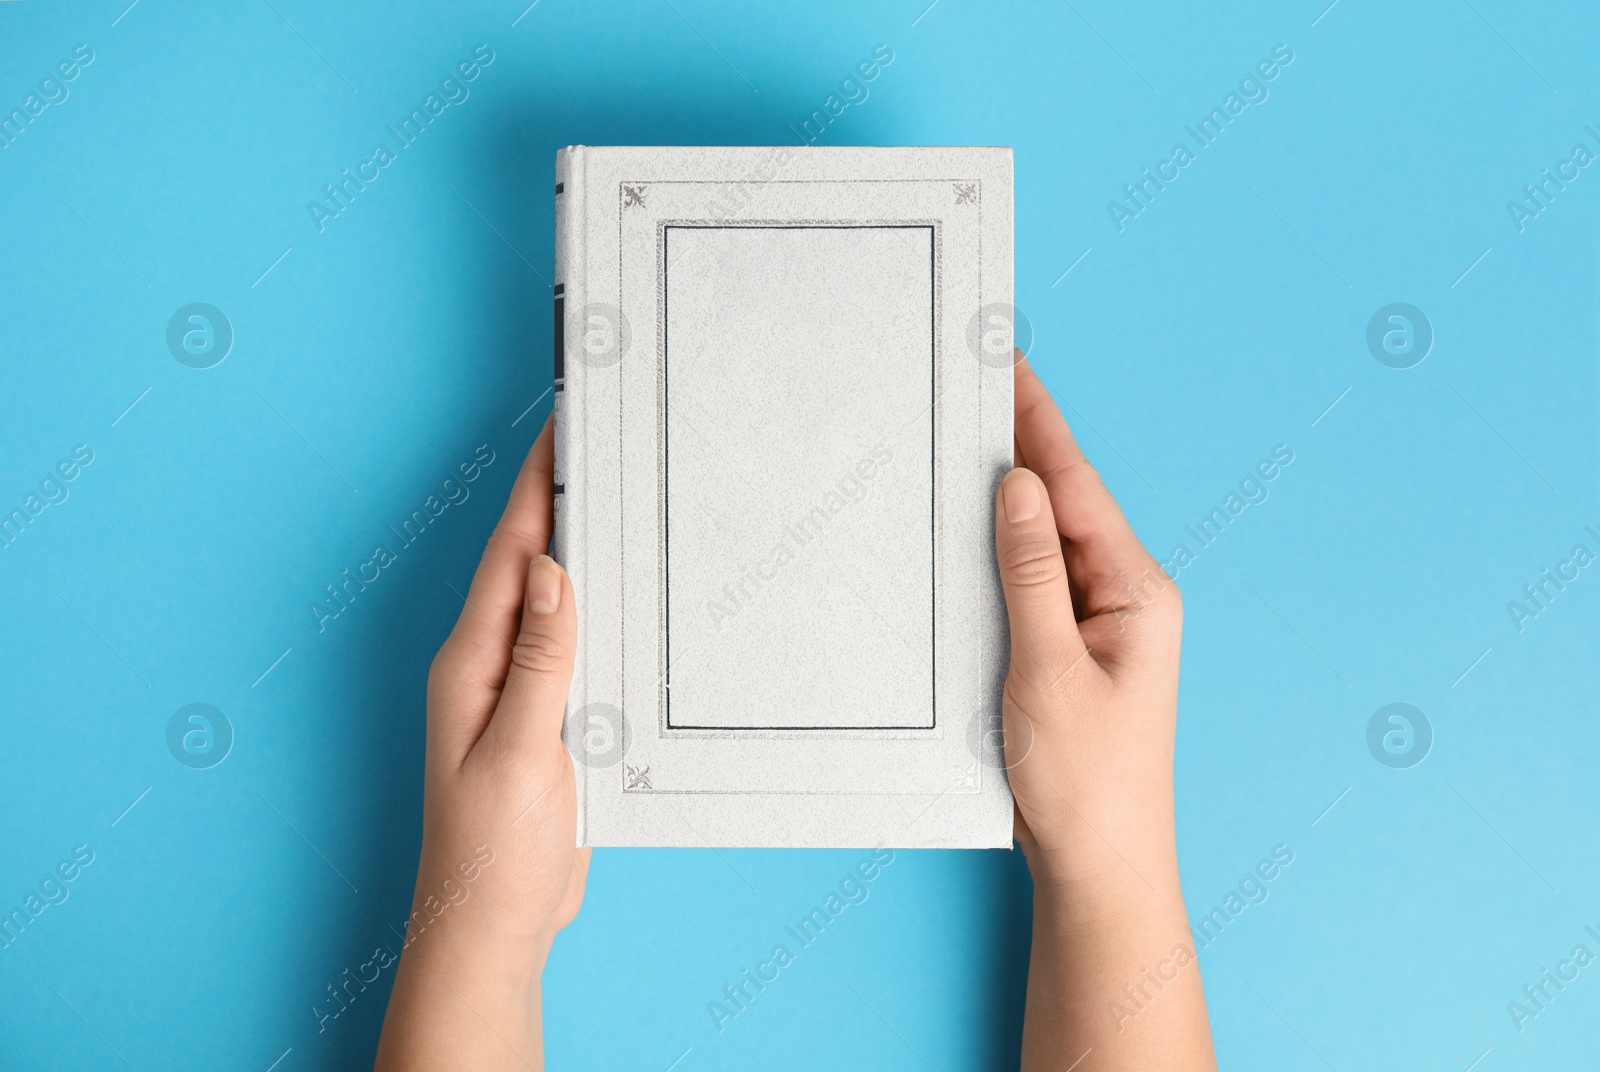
[480,554,577,760]
[995,468,1091,698]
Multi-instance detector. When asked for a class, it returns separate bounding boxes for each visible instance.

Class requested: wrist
[379,976,544,1072]
[1028,850,1191,964]
[1020,795,1184,923]
[398,905,552,990]
[380,928,548,1071]
[402,840,558,982]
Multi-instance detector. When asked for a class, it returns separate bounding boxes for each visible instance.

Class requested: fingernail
[528,555,562,614]
[1002,470,1042,523]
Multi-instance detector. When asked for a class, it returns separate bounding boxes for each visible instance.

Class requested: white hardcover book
[553,145,1014,848]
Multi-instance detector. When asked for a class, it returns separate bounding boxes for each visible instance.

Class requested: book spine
[552,146,587,846]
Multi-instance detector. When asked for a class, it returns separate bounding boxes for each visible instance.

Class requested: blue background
[2,0,1596,1069]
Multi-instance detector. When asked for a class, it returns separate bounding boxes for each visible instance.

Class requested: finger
[477,554,577,761]
[995,467,1092,697]
[455,416,557,661]
[1014,357,1159,616]
[430,418,556,751]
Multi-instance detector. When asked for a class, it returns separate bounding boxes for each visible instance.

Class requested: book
[553,145,1014,848]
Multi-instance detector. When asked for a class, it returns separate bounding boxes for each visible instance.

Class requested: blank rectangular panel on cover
[663,224,936,730]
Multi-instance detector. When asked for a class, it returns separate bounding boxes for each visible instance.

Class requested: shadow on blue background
[1,0,1596,1069]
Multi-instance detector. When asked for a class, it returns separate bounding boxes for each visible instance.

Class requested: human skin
[374,418,584,1072]
[999,355,1215,1070]
[375,358,1216,1069]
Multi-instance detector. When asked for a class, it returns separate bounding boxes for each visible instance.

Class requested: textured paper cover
[555,146,1014,848]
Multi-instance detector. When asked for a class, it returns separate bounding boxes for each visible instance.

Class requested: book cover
[554,145,1014,848]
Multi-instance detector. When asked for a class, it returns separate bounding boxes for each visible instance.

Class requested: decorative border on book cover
[611,177,992,796]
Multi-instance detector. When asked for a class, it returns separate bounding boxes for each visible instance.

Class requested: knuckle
[1109,561,1182,626]
[999,534,1065,590]
[428,633,494,691]
[1042,454,1103,495]
[1157,578,1183,619]
[510,627,570,677]
[1136,565,1183,623]
[426,644,458,695]
[487,526,547,564]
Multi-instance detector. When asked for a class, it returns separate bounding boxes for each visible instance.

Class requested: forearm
[376,432,585,1070]
[375,932,547,1071]
[1022,839,1215,1072]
